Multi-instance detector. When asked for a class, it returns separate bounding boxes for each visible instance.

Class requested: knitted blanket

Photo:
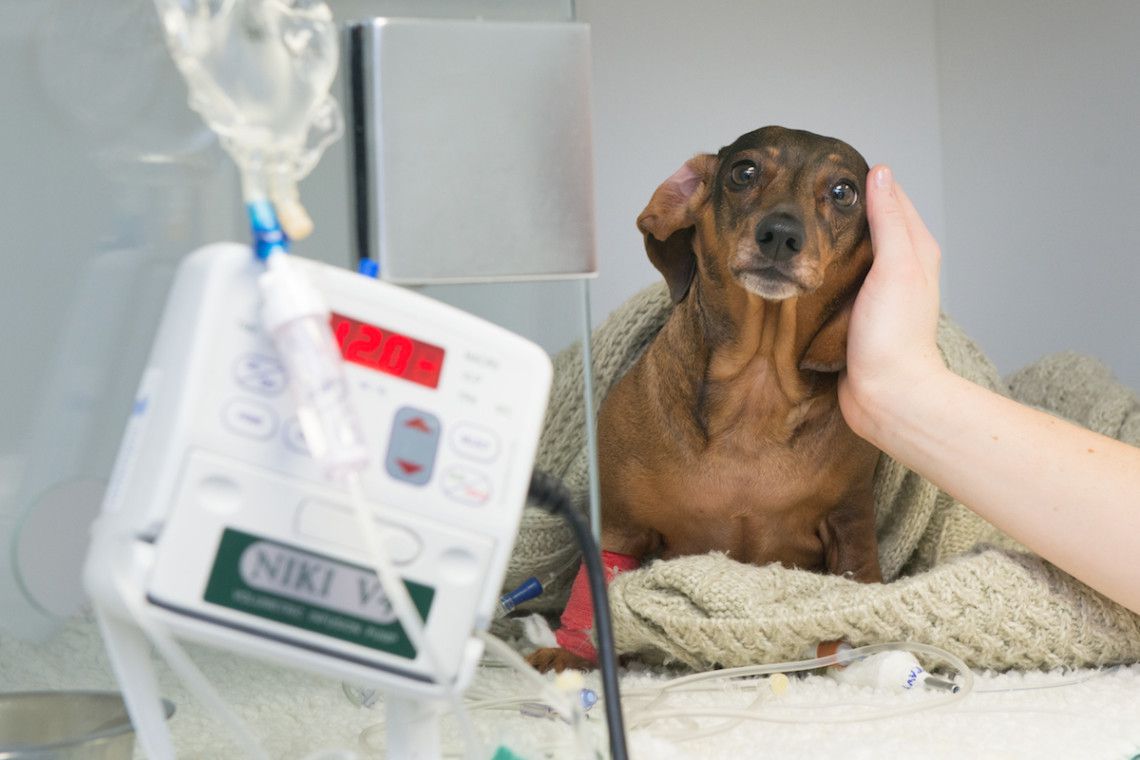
[503,283,1140,671]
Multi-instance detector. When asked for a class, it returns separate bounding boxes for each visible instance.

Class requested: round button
[233,354,287,396]
[283,418,309,454]
[296,499,423,566]
[437,546,480,586]
[450,423,501,463]
[197,475,242,514]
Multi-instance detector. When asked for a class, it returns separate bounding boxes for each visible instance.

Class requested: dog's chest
[633,391,876,566]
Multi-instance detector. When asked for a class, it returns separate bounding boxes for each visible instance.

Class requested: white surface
[2,611,1138,759]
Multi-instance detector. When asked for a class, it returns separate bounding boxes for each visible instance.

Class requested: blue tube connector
[248,199,290,260]
[495,576,544,619]
[357,259,379,278]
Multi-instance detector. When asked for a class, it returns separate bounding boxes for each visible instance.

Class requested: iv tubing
[253,198,481,759]
[359,634,579,759]
[343,472,443,683]
[479,631,575,722]
[114,574,271,760]
[344,473,485,760]
[623,641,973,733]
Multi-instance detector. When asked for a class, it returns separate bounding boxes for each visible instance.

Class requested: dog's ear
[637,154,716,303]
[800,299,854,373]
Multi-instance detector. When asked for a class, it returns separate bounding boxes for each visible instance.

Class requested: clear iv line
[252,209,446,682]
[252,201,484,758]
[111,574,270,760]
[343,472,442,680]
[622,641,974,734]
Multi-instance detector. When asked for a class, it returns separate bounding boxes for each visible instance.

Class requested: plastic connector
[258,255,368,480]
[828,649,960,693]
[357,259,380,279]
[248,200,290,261]
[494,577,544,619]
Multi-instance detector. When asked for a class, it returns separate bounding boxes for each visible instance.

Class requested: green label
[203,528,433,660]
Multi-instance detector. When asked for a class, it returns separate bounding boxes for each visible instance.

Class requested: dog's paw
[525,646,597,673]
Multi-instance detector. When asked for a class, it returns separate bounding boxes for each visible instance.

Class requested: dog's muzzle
[754,212,804,262]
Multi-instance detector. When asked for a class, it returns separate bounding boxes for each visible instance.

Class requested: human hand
[838,165,947,443]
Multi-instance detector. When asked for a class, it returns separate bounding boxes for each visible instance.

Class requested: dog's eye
[830,181,858,207]
[729,161,758,188]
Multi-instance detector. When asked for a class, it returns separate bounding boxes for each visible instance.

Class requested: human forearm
[842,165,1140,613]
[858,368,1140,614]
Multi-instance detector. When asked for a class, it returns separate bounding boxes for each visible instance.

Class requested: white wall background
[935,0,1140,387]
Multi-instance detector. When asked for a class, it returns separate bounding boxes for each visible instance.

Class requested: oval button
[295,498,422,565]
[441,466,493,507]
[222,398,278,440]
[450,423,500,463]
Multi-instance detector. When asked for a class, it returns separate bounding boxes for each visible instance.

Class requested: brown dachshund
[529,126,881,672]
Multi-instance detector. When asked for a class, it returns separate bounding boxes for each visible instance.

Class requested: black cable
[527,470,628,760]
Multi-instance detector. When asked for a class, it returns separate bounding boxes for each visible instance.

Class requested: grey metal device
[343,18,597,283]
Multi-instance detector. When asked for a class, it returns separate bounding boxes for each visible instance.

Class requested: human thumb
[865,165,910,264]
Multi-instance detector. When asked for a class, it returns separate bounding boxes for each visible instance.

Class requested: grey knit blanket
[503,282,1140,671]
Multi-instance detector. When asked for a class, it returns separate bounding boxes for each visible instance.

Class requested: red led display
[330,312,445,389]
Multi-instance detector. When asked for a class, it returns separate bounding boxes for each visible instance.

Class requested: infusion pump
[84,243,553,706]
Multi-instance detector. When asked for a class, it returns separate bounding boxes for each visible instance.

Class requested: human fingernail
[874,166,893,189]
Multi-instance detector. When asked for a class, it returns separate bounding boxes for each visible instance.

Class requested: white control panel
[84,243,552,696]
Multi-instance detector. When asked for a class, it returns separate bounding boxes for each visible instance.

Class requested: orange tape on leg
[554,551,640,662]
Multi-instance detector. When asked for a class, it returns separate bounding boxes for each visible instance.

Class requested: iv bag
[153,0,342,194]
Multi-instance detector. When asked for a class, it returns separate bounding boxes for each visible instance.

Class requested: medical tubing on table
[526,470,629,760]
[623,641,974,733]
[478,631,576,722]
[358,634,571,759]
[667,642,966,693]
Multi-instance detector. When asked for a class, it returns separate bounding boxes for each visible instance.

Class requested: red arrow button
[396,459,423,476]
[405,417,432,433]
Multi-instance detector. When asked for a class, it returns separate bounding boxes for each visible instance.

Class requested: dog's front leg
[526,523,658,672]
[820,485,882,584]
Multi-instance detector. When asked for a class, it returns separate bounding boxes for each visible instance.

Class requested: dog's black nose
[755,213,804,261]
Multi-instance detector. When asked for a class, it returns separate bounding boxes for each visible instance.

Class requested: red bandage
[554,551,640,662]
